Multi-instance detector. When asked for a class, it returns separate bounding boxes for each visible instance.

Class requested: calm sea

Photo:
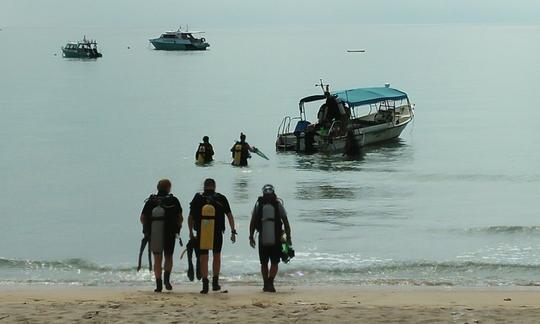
[1,23,539,286]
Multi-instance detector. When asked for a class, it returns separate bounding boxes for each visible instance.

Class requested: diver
[324,85,341,124]
[195,136,214,164]
[140,179,183,292]
[230,133,254,166]
[188,178,237,294]
[344,130,361,158]
[249,184,292,293]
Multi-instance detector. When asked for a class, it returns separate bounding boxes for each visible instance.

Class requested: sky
[1,0,540,29]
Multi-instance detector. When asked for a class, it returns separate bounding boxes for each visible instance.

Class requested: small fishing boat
[61,36,102,58]
[149,28,209,51]
[276,84,414,154]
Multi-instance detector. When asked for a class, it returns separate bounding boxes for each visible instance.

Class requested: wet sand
[1,285,540,323]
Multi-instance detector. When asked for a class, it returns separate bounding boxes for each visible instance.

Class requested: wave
[1,257,539,287]
[465,226,540,235]
[0,258,135,272]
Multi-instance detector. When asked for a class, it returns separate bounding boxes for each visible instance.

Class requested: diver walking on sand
[188,178,237,294]
[249,184,292,292]
[195,136,214,164]
[140,179,183,292]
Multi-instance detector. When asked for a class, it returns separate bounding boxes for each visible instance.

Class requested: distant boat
[276,84,414,154]
[149,28,209,51]
[61,36,102,58]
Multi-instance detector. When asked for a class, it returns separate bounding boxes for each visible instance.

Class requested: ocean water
[1,23,540,287]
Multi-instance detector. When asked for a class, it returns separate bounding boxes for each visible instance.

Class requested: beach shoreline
[1,285,540,323]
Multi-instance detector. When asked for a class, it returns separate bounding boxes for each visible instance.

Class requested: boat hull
[150,39,209,51]
[277,118,412,154]
[62,49,102,58]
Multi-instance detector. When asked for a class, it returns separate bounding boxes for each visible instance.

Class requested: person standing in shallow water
[231,133,253,166]
[249,184,292,292]
[195,136,214,164]
[188,178,237,294]
[140,179,183,292]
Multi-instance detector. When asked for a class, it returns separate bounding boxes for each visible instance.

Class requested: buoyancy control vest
[255,198,283,246]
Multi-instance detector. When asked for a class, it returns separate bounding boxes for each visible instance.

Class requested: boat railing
[277,116,300,136]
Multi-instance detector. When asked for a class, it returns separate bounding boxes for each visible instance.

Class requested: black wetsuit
[231,141,250,166]
[141,193,182,255]
[190,192,231,255]
[196,143,214,163]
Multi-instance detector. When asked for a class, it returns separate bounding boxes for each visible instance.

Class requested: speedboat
[149,28,209,51]
[276,84,414,154]
[61,36,102,58]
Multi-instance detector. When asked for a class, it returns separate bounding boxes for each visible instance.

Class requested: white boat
[276,84,414,154]
[149,28,209,51]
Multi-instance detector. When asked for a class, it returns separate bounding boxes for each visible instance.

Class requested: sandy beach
[1,285,539,323]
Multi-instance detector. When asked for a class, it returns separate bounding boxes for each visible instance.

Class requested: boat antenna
[315,79,328,93]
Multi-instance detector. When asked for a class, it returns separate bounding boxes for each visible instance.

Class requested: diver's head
[204,178,216,194]
[261,184,277,202]
[157,179,171,195]
[203,136,209,143]
[240,133,246,143]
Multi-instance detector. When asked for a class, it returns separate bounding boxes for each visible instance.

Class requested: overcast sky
[2,0,540,28]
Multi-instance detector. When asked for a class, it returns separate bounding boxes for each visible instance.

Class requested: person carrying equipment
[188,178,237,294]
[140,179,183,292]
[230,133,254,166]
[249,184,292,293]
[195,136,214,164]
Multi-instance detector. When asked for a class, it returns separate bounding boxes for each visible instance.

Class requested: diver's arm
[140,213,145,224]
[188,214,194,240]
[226,212,237,243]
[280,205,292,245]
[177,212,183,233]
[248,205,257,248]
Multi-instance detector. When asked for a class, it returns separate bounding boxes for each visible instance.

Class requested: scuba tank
[232,143,243,166]
[150,204,165,254]
[196,144,206,164]
[199,202,215,250]
[261,204,276,246]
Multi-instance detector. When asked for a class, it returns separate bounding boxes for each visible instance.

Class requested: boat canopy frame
[298,87,409,121]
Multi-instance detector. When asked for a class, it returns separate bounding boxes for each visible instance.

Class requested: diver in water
[195,136,214,164]
[324,85,341,124]
[188,178,237,294]
[344,130,361,158]
[230,133,254,166]
[249,184,292,292]
[140,179,183,292]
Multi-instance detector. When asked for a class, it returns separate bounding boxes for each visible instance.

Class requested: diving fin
[186,239,195,281]
[137,237,150,272]
[253,147,269,160]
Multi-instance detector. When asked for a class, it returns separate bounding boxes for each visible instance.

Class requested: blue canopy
[332,87,408,107]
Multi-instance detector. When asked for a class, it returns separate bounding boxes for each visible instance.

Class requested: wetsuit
[196,143,214,163]
[231,141,251,166]
[189,192,231,255]
[141,193,182,256]
[251,199,290,265]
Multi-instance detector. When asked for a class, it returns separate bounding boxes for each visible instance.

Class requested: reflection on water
[296,182,358,200]
[283,139,413,172]
[232,175,250,202]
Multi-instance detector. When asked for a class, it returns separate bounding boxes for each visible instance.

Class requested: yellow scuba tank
[199,203,215,250]
[232,143,242,166]
[196,144,206,164]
